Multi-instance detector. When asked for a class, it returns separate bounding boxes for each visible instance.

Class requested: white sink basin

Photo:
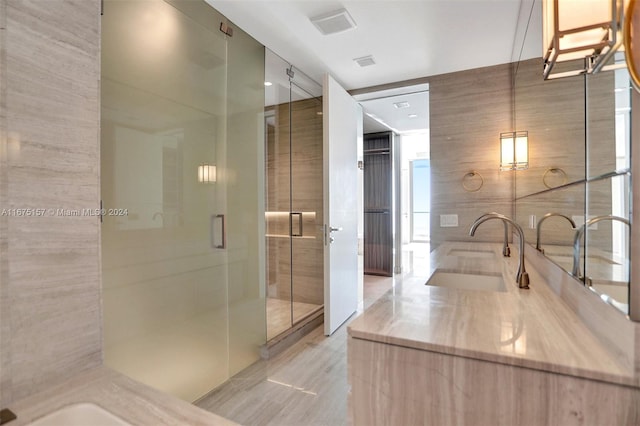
[28,403,131,426]
[426,270,506,292]
[447,249,495,258]
[547,253,619,265]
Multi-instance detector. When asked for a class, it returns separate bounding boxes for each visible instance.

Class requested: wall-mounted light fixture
[543,0,626,79]
[198,163,216,183]
[500,131,529,171]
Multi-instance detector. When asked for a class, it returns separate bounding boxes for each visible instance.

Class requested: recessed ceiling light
[393,101,410,109]
[353,55,375,67]
[264,81,273,86]
[310,8,357,35]
[408,114,418,118]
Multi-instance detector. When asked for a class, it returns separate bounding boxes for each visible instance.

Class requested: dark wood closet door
[363,132,393,276]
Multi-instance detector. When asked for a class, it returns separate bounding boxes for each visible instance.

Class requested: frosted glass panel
[102,0,265,401]
[225,21,267,376]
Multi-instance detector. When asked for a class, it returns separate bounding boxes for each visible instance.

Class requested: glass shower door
[290,75,324,324]
[264,54,324,339]
[101,0,265,401]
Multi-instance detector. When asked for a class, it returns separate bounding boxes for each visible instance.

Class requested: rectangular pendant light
[543,0,626,79]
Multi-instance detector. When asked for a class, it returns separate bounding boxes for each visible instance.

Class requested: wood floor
[195,275,397,426]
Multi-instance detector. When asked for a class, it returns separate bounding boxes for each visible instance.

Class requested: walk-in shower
[101,0,266,401]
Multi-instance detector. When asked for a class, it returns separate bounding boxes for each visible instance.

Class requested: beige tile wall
[429,62,514,248]
[0,0,101,406]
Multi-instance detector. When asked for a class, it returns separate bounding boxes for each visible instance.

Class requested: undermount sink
[425,270,506,292]
[447,248,495,258]
[546,253,619,265]
[28,403,131,426]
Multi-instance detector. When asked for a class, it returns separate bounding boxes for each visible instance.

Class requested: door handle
[291,212,303,237]
[211,214,226,249]
[325,225,342,245]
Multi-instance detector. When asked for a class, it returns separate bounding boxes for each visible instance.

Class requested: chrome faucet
[477,212,511,257]
[536,213,576,254]
[469,213,530,289]
[572,215,630,282]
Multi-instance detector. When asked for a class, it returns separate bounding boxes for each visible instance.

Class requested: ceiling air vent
[310,8,357,35]
[354,55,376,67]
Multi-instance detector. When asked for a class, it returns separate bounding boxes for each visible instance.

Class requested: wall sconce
[197,164,216,183]
[500,131,529,171]
[543,0,626,79]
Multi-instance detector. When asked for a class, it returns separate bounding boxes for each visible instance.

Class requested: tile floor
[196,243,429,425]
[196,275,394,426]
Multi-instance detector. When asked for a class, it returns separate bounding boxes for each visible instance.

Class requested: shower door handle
[290,212,303,237]
[211,214,226,249]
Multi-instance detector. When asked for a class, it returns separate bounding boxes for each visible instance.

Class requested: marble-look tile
[9,367,236,426]
[1,0,101,404]
[349,337,640,426]
[0,0,10,407]
[197,274,395,425]
[348,242,636,387]
[525,244,637,374]
[429,62,514,248]
[266,98,324,306]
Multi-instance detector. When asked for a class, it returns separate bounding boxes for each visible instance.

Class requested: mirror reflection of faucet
[571,215,630,284]
[469,213,529,289]
[535,213,576,254]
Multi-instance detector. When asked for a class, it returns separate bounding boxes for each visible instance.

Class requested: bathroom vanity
[347,242,640,425]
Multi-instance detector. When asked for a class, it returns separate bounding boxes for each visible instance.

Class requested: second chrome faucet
[469,213,530,289]
[571,215,630,283]
[535,213,576,254]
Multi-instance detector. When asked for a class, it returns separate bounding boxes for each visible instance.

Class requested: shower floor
[267,298,322,341]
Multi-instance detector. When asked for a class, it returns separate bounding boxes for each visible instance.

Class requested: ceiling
[207,0,542,91]
[354,84,430,134]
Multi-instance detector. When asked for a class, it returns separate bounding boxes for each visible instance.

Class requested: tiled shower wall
[0,0,101,406]
[266,98,324,306]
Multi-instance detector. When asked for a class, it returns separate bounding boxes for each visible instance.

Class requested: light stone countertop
[8,366,237,425]
[348,241,637,387]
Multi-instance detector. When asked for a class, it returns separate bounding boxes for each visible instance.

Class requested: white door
[323,74,360,335]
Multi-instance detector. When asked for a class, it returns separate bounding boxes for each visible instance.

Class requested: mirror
[513,1,632,315]
[513,57,586,199]
[625,0,640,91]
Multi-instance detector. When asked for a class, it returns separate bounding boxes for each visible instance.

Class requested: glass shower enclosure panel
[264,51,293,340]
[264,53,323,340]
[289,73,324,324]
[101,0,265,401]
